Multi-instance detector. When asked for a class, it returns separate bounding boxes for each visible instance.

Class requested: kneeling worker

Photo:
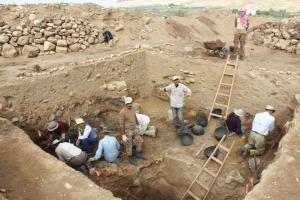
[226,108,245,136]
[53,139,89,171]
[242,105,275,156]
[88,127,120,163]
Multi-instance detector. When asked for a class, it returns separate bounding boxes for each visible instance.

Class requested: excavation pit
[0,50,298,200]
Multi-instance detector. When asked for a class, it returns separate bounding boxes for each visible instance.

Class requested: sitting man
[88,127,120,163]
[75,118,99,153]
[53,139,90,172]
[242,105,275,156]
[37,120,69,149]
[225,108,245,136]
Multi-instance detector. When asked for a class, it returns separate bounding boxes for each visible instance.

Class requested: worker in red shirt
[37,120,70,149]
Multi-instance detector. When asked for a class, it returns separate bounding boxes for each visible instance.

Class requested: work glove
[122,134,128,143]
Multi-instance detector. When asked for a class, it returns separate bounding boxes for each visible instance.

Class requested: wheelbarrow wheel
[218,48,228,59]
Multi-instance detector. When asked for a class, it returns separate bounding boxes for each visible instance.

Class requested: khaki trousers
[244,131,265,156]
[233,33,246,58]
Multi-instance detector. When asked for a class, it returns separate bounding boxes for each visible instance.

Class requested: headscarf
[239,8,247,27]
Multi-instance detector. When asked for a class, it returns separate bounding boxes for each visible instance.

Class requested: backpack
[102,31,113,43]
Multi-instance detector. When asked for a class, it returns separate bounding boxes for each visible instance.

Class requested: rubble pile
[0,15,104,58]
[248,19,300,54]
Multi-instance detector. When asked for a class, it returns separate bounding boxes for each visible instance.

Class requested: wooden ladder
[181,135,235,200]
[208,55,239,120]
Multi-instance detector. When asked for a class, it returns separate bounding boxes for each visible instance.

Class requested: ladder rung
[187,191,201,200]
[217,93,230,97]
[227,63,236,66]
[214,103,228,108]
[210,113,223,118]
[211,156,223,165]
[219,144,230,152]
[220,83,232,87]
[195,180,209,191]
[224,73,234,76]
[204,168,217,178]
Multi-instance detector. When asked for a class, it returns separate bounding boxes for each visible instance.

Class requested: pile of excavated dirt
[249,18,300,54]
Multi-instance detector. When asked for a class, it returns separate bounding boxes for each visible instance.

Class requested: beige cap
[172,75,179,81]
[47,121,59,132]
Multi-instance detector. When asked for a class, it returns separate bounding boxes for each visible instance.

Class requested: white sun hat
[265,105,275,111]
[75,118,85,125]
[233,108,245,117]
[124,97,133,104]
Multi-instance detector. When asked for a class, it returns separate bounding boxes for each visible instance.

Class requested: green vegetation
[232,8,298,18]
[121,5,205,17]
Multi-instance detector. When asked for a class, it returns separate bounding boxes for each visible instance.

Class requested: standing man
[119,97,145,165]
[164,76,192,129]
[88,127,120,163]
[242,105,275,156]
[75,118,99,153]
[233,8,249,60]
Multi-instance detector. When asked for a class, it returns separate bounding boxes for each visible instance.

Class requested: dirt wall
[0,50,146,128]
[0,117,119,200]
[244,111,300,200]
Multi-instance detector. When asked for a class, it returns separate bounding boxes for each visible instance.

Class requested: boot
[135,151,147,160]
[128,156,138,165]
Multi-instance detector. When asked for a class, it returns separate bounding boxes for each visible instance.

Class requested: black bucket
[177,127,193,146]
[212,108,222,118]
[204,145,219,158]
[214,126,228,141]
[191,125,205,136]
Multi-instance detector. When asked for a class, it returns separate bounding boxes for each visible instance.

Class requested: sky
[0,0,119,7]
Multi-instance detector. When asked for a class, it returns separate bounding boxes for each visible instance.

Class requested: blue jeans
[81,137,98,153]
[171,107,184,128]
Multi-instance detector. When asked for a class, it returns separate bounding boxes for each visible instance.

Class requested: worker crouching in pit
[75,118,99,153]
[88,127,120,163]
[226,108,246,136]
[119,97,146,165]
[37,120,70,150]
[241,105,275,156]
[52,139,91,173]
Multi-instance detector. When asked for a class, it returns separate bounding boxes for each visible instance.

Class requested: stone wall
[248,19,300,54]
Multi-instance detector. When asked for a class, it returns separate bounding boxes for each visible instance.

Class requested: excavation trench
[0,50,296,200]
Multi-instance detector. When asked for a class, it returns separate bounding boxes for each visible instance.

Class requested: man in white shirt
[53,139,89,170]
[242,105,275,156]
[164,76,192,128]
[75,118,99,153]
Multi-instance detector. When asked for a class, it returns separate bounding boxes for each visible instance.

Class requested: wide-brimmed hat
[233,108,245,117]
[47,121,59,132]
[265,105,275,112]
[102,127,111,133]
[75,118,85,125]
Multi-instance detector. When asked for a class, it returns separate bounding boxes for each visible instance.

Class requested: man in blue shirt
[88,127,120,163]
